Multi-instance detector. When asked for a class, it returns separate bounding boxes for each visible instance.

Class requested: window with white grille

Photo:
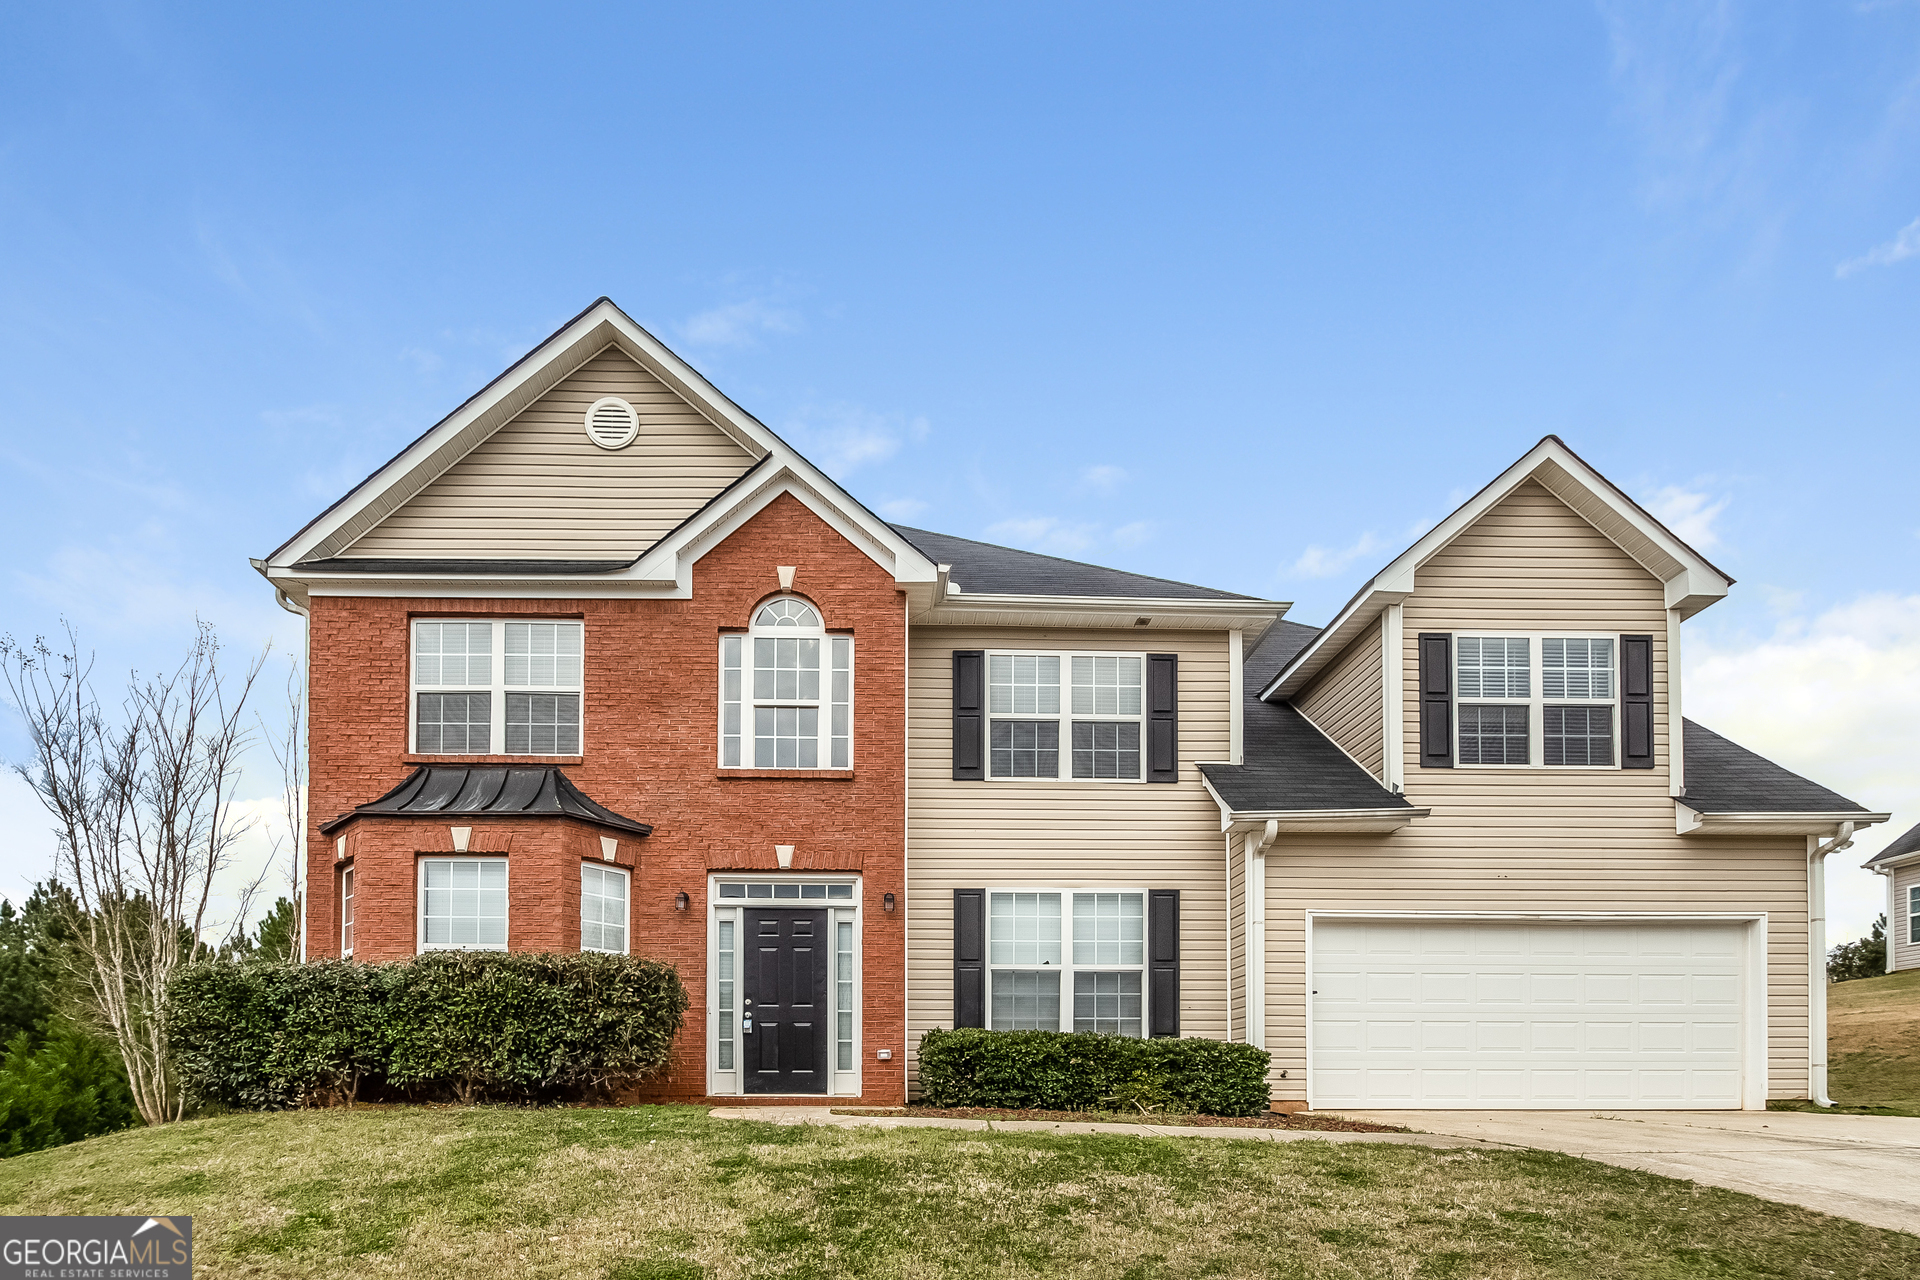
[581,863,629,954]
[412,619,583,756]
[987,889,1146,1036]
[418,858,507,951]
[1456,634,1619,768]
[987,651,1144,781]
[719,598,852,769]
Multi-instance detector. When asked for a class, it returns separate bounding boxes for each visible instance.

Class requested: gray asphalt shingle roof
[319,766,653,836]
[1866,822,1920,867]
[1681,720,1875,815]
[890,526,1258,601]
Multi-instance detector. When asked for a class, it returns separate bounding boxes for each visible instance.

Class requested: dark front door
[743,909,829,1094]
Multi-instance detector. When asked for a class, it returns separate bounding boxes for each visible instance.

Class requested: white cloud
[1686,593,1920,942]
[676,299,800,347]
[1112,522,1152,548]
[780,404,931,480]
[984,517,1099,556]
[877,497,928,521]
[1081,465,1127,492]
[1645,484,1731,550]
[1836,216,1920,277]
[1289,532,1385,579]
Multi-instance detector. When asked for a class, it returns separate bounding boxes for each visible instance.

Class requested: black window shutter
[1621,634,1655,770]
[1148,889,1180,1037]
[1417,633,1453,768]
[1146,653,1179,783]
[952,650,985,781]
[953,889,986,1028]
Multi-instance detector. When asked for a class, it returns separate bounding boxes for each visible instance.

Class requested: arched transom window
[720,598,852,768]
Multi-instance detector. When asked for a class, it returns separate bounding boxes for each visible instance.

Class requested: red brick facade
[307,494,908,1104]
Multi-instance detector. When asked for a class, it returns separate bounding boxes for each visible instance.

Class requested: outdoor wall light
[674,891,690,912]
[883,892,896,914]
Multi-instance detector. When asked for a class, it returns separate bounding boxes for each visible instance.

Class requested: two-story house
[258,297,1889,1109]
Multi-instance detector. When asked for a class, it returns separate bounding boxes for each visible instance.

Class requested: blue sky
[1,2,1917,939]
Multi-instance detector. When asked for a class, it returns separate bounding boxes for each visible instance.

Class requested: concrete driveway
[1331,1109,1920,1235]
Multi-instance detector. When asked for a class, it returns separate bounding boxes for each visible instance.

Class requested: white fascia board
[267,298,937,587]
[1676,803,1891,837]
[1260,437,1733,700]
[1865,849,1920,874]
[623,465,935,591]
[1196,770,1427,832]
[915,593,1285,633]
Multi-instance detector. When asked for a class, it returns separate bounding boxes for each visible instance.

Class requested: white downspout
[1808,822,1856,1107]
[1224,833,1234,1043]
[1245,820,1278,1050]
[1888,868,1897,975]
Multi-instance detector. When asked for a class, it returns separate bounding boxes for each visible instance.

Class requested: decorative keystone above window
[583,396,639,449]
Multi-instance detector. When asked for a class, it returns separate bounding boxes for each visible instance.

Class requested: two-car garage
[1308,917,1758,1110]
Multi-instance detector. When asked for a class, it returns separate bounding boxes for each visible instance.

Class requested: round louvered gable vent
[583,397,640,449]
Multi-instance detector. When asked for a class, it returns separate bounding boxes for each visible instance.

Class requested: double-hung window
[719,598,853,769]
[411,619,584,755]
[581,863,629,954]
[1456,634,1618,767]
[1908,884,1919,947]
[987,652,1145,781]
[987,889,1146,1035]
[418,857,508,951]
[340,866,355,958]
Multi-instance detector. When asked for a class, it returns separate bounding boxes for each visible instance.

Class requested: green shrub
[1829,915,1887,983]
[916,1029,1272,1116]
[0,1019,138,1156]
[167,952,688,1109]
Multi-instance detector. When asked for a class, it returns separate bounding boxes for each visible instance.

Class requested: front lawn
[0,1105,1911,1278]
[1775,970,1920,1116]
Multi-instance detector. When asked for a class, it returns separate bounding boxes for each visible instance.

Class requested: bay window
[418,857,508,951]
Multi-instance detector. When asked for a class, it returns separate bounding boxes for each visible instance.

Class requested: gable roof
[260,298,938,602]
[891,526,1259,601]
[1260,436,1735,700]
[1867,821,1920,869]
[1680,720,1876,815]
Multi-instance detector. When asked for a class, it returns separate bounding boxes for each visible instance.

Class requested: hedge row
[917,1028,1271,1116]
[167,952,688,1108]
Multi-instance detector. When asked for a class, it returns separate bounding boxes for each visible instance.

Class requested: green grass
[0,1106,1913,1278]
[1774,970,1920,1116]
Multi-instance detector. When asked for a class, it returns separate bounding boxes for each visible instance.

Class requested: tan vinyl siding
[1294,616,1384,779]
[906,628,1235,1084]
[345,347,756,559]
[1891,864,1920,971]
[1256,479,1814,1102]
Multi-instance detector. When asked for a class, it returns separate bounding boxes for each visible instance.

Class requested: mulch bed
[829,1106,1406,1133]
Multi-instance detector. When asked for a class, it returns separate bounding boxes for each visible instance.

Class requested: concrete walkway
[1333,1109,1920,1235]
[707,1105,1488,1148]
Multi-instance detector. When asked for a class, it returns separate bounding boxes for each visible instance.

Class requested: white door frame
[1303,911,1770,1111]
[707,872,864,1099]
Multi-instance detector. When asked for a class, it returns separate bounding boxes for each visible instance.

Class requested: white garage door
[1310,918,1748,1110]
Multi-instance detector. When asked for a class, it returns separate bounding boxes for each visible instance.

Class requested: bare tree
[256,656,305,963]
[0,621,264,1125]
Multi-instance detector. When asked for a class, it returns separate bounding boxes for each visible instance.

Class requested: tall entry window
[411,619,583,755]
[719,598,853,769]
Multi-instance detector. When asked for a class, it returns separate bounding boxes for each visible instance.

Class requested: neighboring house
[257,297,1890,1109]
[1867,823,1920,972]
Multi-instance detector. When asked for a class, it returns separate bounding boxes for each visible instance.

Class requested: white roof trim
[1675,803,1890,837]
[263,297,938,591]
[1196,771,1427,832]
[1261,436,1734,701]
[914,593,1285,633]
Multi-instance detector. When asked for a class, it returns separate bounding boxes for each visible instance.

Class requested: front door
[743,909,829,1094]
